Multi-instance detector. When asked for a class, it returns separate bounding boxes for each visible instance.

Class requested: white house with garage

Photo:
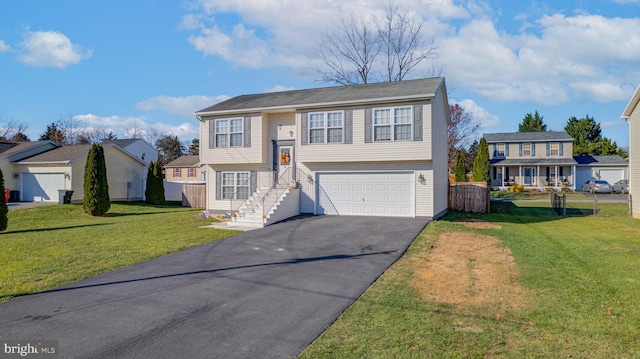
[195,77,450,227]
[622,83,640,218]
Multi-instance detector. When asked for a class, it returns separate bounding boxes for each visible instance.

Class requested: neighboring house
[0,141,60,200]
[574,156,629,189]
[485,131,628,190]
[101,138,158,164]
[486,132,577,189]
[622,83,640,218]
[164,155,206,182]
[195,77,450,226]
[14,143,147,203]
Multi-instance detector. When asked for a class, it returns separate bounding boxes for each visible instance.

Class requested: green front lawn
[0,202,237,302]
[300,201,640,358]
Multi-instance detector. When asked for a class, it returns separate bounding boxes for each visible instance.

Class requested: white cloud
[136,95,230,116]
[0,40,10,52]
[451,98,501,129]
[18,30,92,68]
[73,113,200,141]
[264,85,296,93]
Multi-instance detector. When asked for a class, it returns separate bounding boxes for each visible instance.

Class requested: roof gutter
[194,93,435,118]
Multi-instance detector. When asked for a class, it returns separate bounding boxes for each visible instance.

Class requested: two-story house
[485,132,577,189]
[195,78,450,227]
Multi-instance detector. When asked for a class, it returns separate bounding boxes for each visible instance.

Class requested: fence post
[593,194,598,216]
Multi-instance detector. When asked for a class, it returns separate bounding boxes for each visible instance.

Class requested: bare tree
[448,104,480,171]
[314,2,436,85]
[0,117,29,142]
[377,1,437,82]
[315,15,382,85]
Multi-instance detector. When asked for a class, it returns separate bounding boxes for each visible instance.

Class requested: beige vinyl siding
[296,163,316,214]
[200,115,265,164]
[267,112,296,141]
[429,86,449,218]
[297,102,432,163]
[205,164,271,212]
[103,147,144,201]
[494,141,573,160]
[630,107,640,218]
[0,159,17,191]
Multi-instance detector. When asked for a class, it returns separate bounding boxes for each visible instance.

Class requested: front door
[277,145,293,184]
[523,167,536,186]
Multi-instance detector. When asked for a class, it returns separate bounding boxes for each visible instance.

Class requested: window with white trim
[215,118,243,147]
[373,106,413,142]
[523,143,532,156]
[308,111,343,144]
[221,172,250,200]
[550,142,559,156]
[496,143,506,157]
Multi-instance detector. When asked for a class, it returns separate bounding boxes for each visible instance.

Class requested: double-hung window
[215,118,243,147]
[221,172,250,200]
[550,142,559,156]
[174,168,181,177]
[188,168,196,177]
[496,143,506,157]
[522,143,532,156]
[309,111,343,144]
[373,106,412,142]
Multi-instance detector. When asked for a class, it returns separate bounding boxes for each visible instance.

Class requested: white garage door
[316,172,414,217]
[599,169,624,185]
[22,173,66,202]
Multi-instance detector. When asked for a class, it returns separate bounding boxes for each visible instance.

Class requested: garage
[575,167,594,189]
[598,169,624,185]
[21,173,66,202]
[316,172,415,217]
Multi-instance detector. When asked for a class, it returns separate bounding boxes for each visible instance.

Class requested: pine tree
[453,151,467,182]
[0,168,8,231]
[472,137,490,182]
[145,160,165,205]
[83,144,110,216]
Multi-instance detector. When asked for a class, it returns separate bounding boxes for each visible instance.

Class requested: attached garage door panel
[317,172,414,217]
[22,173,66,202]
[599,169,624,185]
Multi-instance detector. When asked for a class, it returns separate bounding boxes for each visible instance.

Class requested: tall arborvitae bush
[83,144,110,216]
[145,159,165,205]
[453,151,467,182]
[472,137,490,182]
[0,168,8,231]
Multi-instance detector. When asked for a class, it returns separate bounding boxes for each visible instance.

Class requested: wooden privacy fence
[449,182,490,214]
[182,183,206,208]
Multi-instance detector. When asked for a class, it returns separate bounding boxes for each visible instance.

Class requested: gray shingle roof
[0,141,56,157]
[574,155,628,166]
[164,155,199,167]
[484,131,573,143]
[17,145,92,163]
[196,77,444,114]
[101,139,139,147]
[491,158,578,166]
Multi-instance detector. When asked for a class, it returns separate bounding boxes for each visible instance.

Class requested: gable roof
[574,155,629,166]
[101,139,140,147]
[164,155,199,168]
[196,77,445,115]
[16,143,146,165]
[621,83,640,119]
[483,131,573,143]
[0,141,59,158]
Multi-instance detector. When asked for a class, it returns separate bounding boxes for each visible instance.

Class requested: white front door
[277,145,293,184]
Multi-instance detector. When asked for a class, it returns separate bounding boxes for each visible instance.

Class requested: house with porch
[485,131,577,190]
[195,77,450,227]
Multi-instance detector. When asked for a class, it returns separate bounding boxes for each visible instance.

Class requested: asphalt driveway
[0,215,428,358]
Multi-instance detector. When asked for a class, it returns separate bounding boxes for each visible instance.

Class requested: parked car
[581,179,613,194]
[613,179,629,194]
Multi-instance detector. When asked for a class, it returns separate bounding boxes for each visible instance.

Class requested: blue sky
[1,0,639,147]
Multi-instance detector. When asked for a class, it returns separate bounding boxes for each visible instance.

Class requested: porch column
[555,165,559,189]
[519,166,522,185]
[501,166,505,188]
[571,165,576,190]
[536,165,540,187]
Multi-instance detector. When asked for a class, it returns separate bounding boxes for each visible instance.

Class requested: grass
[300,201,640,358]
[0,202,238,302]
[491,189,592,200]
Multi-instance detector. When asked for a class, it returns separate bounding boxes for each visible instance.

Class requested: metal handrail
[261,167,293,221]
